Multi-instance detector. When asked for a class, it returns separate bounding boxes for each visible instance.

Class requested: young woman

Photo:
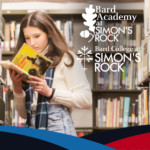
[9,11,92,136]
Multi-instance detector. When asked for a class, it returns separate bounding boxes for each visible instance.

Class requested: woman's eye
[35,35,40,38]
[25,38,29,40]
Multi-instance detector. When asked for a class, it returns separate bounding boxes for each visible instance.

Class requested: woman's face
[23,26,49,53]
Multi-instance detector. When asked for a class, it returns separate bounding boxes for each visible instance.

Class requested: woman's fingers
[17,75,24,81]
[11,70,16,78]
[15,72,22,79]
[29,76,42,82]
[41,74,46,80]
[9,69,23,81]
[27,80,41,86]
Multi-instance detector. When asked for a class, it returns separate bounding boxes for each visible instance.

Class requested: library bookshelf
[0,2,145,135]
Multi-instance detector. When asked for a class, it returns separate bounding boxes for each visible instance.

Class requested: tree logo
[80,5,97,42]
[76,46,93,71]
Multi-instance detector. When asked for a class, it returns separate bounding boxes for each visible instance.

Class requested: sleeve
[13,90,27,119]
[53,52,92,109]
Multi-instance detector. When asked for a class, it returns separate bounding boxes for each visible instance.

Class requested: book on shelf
[0,43,53,82]
[142,37,150,80]
[10,21,16,51]
[94,21,144,51]
[97,60,140,90]
[95,88,150,128]
[95,96,148,128]
[2,20,73,52]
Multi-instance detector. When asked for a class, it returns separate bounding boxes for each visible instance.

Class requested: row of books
[3,22,20,52]
[138,88,149,125]
[2,20,73,52]
[96,88,150,128]
[97,59,139,90]
[96,97,132,128]
[138,36,150,84]
[96,21,144,51]
[54,20,73,48]
[0,84,26,127]
[137,35,150,83]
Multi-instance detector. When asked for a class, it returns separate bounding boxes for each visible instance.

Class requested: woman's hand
[26,75,52,97]
[9,69,24,87]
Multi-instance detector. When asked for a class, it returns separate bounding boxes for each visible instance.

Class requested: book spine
[96,107,98,127]
[132,62,135,90]
[142,90,144,125]
[106,98,110,127]
[135,99,138,126]
[138,94,142,125]
[126,25,130,49]
[15,109,18,126]
[144,90,148,124]
[125,60,129,90]
[112,99,115,127]
[10,21,16,51]
[101,63,104,89]
[123,97,130,127]
[135,62,138,90]
[148,39,150,73]
[131,103,135,126]
[10,100,14,126]
[109,60,113,89]
[119,97,124,127]
[113,65,118,89]
[129,102,132,127]
[104,65,109,89]
[110,100,112,127]
[97,99,100,127]
[103,99,106,127]
[100,98,103,127]
[143,38,148,79]
[122,63,126,89]
[68,21,73,48]
[117,100,120,127]
[149,86,150,125]
[4,23,10,52]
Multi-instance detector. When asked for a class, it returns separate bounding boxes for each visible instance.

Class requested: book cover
[0,43,53,82]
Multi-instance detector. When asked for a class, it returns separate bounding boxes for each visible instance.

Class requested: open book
[0,43,53,82]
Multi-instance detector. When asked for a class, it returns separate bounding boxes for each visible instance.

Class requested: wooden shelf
[92,89,142,93]
[138,73,150,87]
[2,9,143,15]
[75,127,123,130]
[2,51,14,55]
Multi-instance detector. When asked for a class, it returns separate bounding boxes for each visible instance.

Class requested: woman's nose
[30,38,36,46]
